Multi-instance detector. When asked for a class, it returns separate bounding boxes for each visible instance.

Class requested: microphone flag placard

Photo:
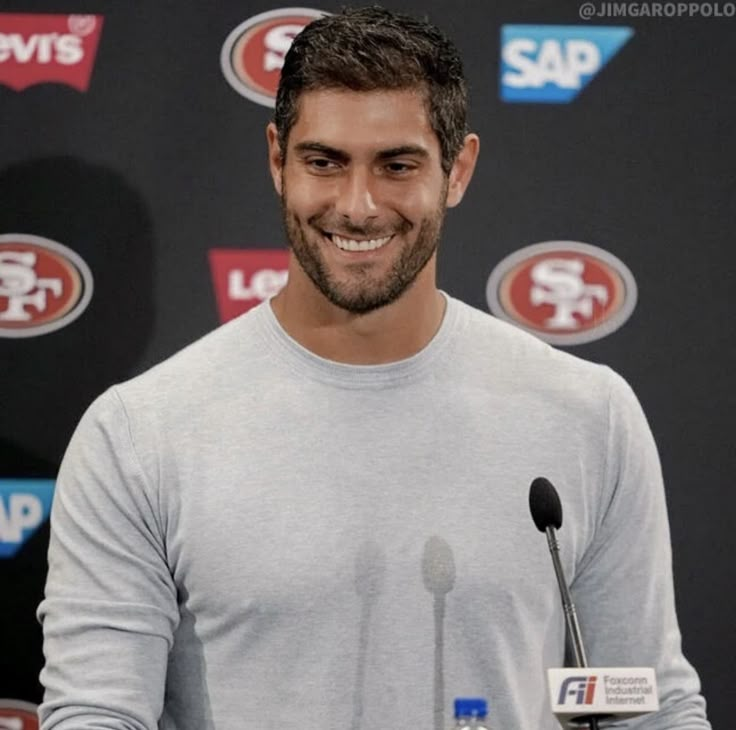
[548,667,659,726]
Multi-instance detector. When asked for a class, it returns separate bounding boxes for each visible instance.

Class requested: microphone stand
[546,526,599,730]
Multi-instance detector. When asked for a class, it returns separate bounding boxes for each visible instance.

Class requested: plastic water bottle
[453,698,490,730]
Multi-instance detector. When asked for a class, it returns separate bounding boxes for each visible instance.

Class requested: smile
[327,233,393,252]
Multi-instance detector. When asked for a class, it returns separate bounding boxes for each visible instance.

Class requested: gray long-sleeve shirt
[38,295,709,729]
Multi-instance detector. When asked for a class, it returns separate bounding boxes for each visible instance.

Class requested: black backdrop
[1,1,734,727]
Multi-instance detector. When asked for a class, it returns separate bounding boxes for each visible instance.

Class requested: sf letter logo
[0,250,63,321]
[530,258,608,329]
[558,675,598,705]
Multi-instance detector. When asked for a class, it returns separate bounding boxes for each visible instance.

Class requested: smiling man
[267,85,471,363]
[38,7,709,730]
[266,20,478,363]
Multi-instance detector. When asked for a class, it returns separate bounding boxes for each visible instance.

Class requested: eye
[384,161,417,175]
[306,157,340,173]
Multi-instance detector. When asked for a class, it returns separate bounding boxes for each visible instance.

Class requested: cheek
[284,176,336,218]
[387,184,444,221]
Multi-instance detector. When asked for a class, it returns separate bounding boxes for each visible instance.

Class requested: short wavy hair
[274,6,469,175]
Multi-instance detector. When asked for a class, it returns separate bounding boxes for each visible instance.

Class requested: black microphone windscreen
[529,477,563,531]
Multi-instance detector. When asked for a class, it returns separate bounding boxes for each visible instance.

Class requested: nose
[334,167,379,226]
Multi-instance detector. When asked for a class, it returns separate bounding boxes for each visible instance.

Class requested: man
[38,7,709,729]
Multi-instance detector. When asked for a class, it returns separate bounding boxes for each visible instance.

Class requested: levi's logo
[209,249,289,323]
[0,13,104,91]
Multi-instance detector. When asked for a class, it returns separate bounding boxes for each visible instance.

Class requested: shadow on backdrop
[0,155,155,466]
[0,156,155,704]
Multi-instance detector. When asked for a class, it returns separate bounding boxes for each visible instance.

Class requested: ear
[266,122,284,196]
[446,133,480,208]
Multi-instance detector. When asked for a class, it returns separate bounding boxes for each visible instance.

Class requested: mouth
[323,232,393,252]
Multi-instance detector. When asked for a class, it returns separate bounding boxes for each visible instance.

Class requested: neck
[269,259,446,365]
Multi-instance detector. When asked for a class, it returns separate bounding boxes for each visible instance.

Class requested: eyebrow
[376,145,430,161]
[293,142,348,163]
[293,141,430,163]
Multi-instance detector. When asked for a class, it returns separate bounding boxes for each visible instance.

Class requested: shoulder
[448,296,625,403]
[66,305,277,475]
[117,303,271,402]
[77,304,278,439]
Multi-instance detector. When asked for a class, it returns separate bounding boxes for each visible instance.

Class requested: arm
[37,388,179,730]
[571,371,710,728]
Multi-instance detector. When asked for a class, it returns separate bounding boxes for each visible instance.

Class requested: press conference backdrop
[0,0,733,726]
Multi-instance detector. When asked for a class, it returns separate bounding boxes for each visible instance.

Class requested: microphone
[529,477,659,729]
[529,477,587,668]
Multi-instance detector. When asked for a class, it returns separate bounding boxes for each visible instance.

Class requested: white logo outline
[0,698,38,730]
[0,233,94,338]
[220,7,326,108]
[486,240,637,346]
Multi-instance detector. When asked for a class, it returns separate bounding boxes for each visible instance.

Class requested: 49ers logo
[0,14,103,91]
[486,241,637,346]
[0,234,94,338]
[209,249,289,323]
[0,699,39,730]
[221,8,325,107]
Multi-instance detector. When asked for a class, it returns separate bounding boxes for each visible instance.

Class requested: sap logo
[500,25,633,102]
[0,479,55,558]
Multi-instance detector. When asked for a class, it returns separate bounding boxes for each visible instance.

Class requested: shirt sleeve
[570,370,710,728]
[37,387,179,730]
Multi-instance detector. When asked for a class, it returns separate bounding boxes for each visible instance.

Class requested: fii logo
[557,675,598,705]
[500,25,633,103]
[0,479,55,557]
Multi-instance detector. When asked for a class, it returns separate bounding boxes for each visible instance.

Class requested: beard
[280,184,448,315]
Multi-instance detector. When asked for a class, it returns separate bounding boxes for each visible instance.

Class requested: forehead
[288,88,440,156]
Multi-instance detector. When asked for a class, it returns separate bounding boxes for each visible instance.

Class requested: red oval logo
[221,8,326,108]
[486,241,637,345]
[0,233,94,338]
[0,699,39,730]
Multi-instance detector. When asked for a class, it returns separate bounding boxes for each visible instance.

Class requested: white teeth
[331,234,392,252]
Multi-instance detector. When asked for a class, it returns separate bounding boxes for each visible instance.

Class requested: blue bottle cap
[454,698,488,718]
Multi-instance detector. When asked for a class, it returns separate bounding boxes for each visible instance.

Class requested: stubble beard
[280,184,448,315]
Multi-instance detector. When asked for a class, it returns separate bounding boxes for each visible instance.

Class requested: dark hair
[274,6,469,175]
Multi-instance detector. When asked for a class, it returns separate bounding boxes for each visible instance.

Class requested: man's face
[268,88,453,314]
